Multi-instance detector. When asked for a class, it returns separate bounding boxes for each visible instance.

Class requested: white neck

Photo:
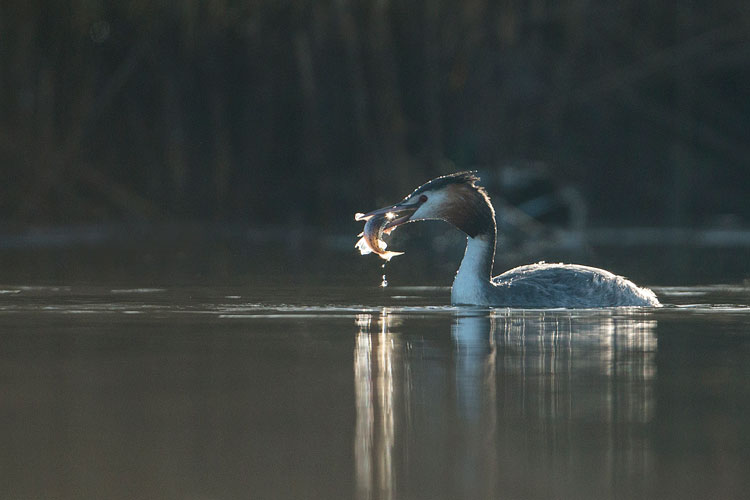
[451,234,495,305]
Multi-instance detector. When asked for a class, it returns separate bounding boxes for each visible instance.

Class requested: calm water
[1,283,750,499]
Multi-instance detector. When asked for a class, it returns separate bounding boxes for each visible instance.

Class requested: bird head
[358,171,496,238]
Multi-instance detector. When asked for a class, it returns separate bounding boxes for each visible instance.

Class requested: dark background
[1,1,749,284]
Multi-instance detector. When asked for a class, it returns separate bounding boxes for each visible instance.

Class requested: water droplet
[380,275,388,288]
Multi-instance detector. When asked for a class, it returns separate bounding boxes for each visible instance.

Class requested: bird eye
[419,194,428,203]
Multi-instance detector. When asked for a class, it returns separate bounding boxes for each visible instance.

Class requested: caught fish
[354,211,404,261]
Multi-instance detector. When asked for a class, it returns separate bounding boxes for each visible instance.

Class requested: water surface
[1,284,749,499]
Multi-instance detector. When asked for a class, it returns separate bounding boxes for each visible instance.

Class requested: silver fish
[354,211,404,261]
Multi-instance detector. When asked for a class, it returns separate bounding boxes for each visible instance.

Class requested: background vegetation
[2,0,749,231]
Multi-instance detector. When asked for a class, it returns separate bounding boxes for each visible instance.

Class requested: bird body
[357,171,660,308]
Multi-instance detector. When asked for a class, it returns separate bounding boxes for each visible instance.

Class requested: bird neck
[451,230,496,305]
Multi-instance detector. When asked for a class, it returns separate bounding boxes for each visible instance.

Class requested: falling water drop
[380,262,388,287]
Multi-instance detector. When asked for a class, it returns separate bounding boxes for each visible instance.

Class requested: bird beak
[355,201,420,233]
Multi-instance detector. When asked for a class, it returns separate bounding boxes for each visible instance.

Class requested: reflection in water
[354,309,657,499]
[451,313,498,498]
[355,310,404,500]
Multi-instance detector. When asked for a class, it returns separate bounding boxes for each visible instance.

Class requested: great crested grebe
[357,171,659,308]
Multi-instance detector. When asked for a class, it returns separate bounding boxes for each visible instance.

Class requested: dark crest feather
[407,171,483,198]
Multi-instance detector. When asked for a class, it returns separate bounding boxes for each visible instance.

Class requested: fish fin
[355,237,374,255]
[378,250,404,261]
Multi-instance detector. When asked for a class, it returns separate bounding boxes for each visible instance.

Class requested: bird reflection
[354,309,657,499]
